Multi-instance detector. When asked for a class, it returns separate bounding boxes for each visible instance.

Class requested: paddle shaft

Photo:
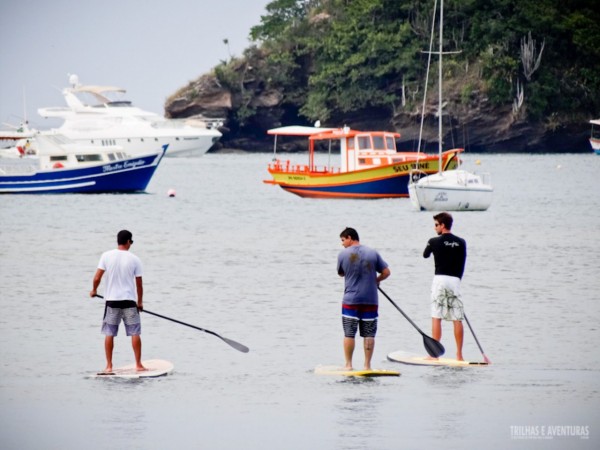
[463,313,491,364]
[93,295,249,353]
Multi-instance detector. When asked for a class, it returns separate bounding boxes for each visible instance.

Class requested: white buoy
[167,188,176,197]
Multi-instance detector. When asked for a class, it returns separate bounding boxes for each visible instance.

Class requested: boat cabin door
[342,136,355,172]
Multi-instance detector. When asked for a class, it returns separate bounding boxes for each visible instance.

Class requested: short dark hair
[117,230,133,245]
[433,212,453,230]
[340,227,359,241]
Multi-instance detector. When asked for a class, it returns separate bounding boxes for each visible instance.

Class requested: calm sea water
[0,153,598,449]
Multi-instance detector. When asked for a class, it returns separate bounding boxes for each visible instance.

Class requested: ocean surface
[0,152,598,450]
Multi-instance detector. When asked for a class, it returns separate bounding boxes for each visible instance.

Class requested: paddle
[464,313,491,364]
[377,287,445,358]
[93,295,249,353]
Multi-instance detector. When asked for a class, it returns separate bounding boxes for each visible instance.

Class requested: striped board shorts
[342,304,378,338]
[101,301,141,336]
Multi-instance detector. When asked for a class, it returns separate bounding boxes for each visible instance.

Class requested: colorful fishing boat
[263,125,461,199]
[0,133,166,194]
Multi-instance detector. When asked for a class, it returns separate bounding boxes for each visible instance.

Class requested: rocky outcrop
[165,70,590,153]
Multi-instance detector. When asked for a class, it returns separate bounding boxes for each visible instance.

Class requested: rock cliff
[165,70,590,154]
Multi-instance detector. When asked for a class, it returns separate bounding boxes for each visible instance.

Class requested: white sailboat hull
[408,170,493,211]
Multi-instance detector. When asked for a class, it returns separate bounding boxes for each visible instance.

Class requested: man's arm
[423,239,433,258]
[136,276,144,310]
[89,269,105,298]
[377,267,391,284]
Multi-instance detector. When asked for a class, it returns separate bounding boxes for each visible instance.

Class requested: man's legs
[131,334,146,371]
[363,337,375,370]
[453,320,464,361]
[104,335,114,372]
[344,337,355,370]
[428,318,442,359]
[432,317,442,341]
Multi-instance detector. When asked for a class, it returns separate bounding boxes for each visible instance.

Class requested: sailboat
[408,0,493,211]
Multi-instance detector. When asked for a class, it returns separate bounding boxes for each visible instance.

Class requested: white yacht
[37,74,222,157]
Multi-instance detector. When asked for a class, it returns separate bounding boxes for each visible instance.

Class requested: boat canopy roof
[267,126,400,141]
[71,85,126,95]
[590,119,600,126]
[267,126,335,136]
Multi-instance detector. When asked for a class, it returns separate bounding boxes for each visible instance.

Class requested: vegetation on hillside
[214,0,600,129]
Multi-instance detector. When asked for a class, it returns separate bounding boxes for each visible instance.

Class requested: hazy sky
[0,0,271,129]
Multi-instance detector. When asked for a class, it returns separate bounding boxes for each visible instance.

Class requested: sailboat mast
[438,0,443,173]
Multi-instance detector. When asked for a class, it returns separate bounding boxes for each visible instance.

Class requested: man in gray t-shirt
[337,227,390,370]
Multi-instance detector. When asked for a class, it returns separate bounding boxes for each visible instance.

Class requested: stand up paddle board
[90,359,174,379]
[387,351,489,367]
[314,365,400,377]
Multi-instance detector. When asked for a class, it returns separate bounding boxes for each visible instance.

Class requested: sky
[0,0,272,129]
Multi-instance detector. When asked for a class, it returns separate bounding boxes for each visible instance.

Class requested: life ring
[53,162,64,169]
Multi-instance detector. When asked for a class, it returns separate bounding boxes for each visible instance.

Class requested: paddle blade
[423,335,445,358]
[220,336,250,353]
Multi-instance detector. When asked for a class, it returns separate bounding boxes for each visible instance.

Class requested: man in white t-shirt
[90,230,145,374]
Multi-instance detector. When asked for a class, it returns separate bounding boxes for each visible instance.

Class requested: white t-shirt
[98,249,143,301]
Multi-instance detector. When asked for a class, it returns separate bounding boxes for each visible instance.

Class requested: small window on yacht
[49,156,68,161]
[155,138,159,142]
[176,137,180,141]
[140,138,144,142]
[76,154,103,162]
[127,138,131,143]
[358,158,367,164]
[372,136,385,150]
[108,153,116,161]
[347,137,355,150]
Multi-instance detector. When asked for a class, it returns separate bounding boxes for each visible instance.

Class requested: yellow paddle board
[314,365,400,377]
[91,359,174,379]
[387,351,489,367]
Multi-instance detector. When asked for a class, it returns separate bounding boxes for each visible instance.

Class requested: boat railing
[268,159,340,174]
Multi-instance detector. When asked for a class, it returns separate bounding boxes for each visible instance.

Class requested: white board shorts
[430,275,464,321]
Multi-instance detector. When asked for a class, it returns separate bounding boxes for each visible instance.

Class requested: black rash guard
[423,233,467,279]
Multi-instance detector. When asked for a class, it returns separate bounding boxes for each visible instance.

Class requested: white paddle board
[90,359,174,379]
[314,365,400,377]
[387,350,489,367]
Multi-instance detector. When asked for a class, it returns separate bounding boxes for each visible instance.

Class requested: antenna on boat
[68,73,79,88]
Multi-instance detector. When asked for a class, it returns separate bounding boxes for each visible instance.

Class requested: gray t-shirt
[337,244,388,305]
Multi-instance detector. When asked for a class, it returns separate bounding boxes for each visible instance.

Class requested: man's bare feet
[136,365,147,372]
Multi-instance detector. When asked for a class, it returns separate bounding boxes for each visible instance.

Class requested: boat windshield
[356,134,396,152]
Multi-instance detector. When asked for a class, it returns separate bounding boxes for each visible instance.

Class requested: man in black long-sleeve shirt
[423,212,467,361]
